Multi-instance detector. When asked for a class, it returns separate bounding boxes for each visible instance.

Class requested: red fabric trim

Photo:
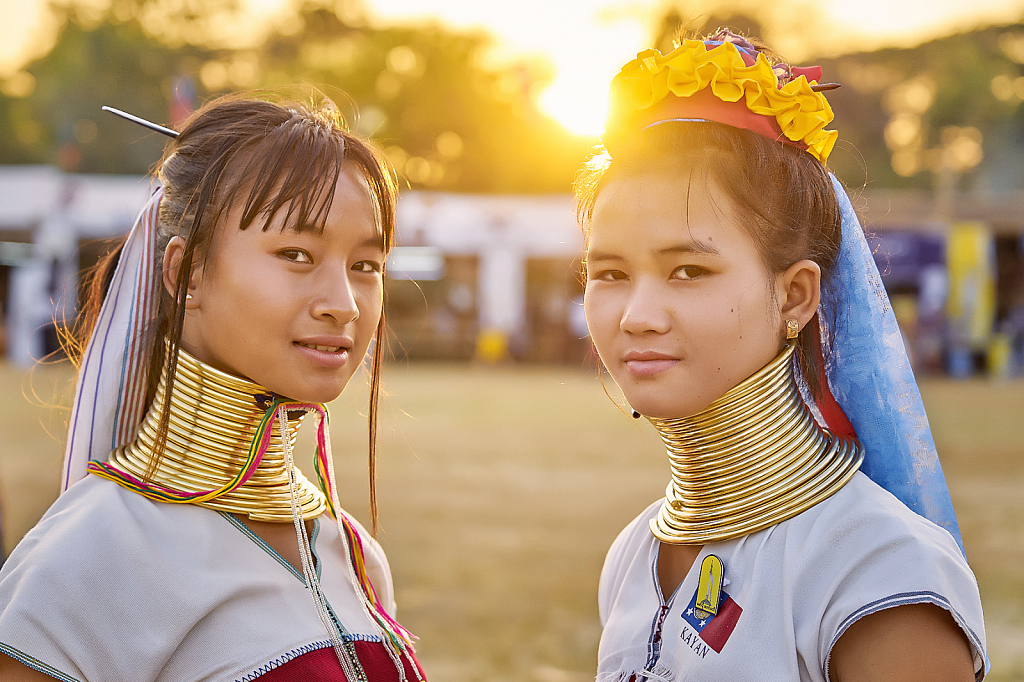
[256,641,425,681]
[628,87,809,153]
[729,46,757,67]
[791,65,823,82]
[256,647,346,681]
[810,313,857,438]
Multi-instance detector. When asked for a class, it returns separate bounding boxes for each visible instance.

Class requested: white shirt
[598,472,987,682]
[0,475,400,682]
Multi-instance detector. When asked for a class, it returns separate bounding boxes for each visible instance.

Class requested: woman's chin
[618,371,727,419]
[291,387,347,405]
[258,377,350,406]
[626,395,717,420]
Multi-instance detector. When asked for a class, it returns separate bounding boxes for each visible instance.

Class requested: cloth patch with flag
[681,587,742,654]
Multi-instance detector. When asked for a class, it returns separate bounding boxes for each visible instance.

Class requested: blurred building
[392,192,584,363]
[0,166,151,365]
[2,166,1024,374]
[0,167,588,366]
[857,189,1024,376]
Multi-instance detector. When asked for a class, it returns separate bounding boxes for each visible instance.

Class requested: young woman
[0,97,425,681]
[578,31,987,682]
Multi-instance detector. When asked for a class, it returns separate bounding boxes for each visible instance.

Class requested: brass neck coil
[647,344,863,544]
[108,348,328,522]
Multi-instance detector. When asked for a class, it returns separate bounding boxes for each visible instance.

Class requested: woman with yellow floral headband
[578,30,986,681]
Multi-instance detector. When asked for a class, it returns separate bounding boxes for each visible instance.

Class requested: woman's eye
[592,269,627,282]
[280,249,312,263]
[352,260,382,273]
[673,265,707,280]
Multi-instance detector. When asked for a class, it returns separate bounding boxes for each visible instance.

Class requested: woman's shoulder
[766,472,987,677]
[598,500,662,623]
[0,473,229,599]
[601,474,971,582]
[0,477,173,680]
[765,472,980,617]
[0,479,386,681]
[780,471,966,561]
[604,500,661,569]
[2,476,149,570]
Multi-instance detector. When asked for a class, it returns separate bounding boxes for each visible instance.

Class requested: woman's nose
[311,264,359,324]
[620,281,672,335]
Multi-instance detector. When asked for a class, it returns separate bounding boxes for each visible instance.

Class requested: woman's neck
[646,344,863,544]
[102,346,329,521]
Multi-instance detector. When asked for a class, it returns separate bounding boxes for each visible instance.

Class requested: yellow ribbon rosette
[606,40,838,164]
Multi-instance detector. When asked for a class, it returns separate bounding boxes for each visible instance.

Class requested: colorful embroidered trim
[234,640,336,682]
[0,643,79,682]
[335,507,416,649]
[111,191,160,449]
[305,405,415,649]
[62,187,163,491]
[88,397,290,504]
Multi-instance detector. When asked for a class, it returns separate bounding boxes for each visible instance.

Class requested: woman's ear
[778,259,821,334]
[162,236,200,308]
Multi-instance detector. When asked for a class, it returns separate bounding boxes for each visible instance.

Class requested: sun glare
[10,0,1022,134]
[367,0,648,138]
[536,18,648,137]
[539,76,609,138]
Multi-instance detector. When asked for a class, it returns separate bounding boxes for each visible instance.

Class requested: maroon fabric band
[255,641,425,681]
[810,312,856,439]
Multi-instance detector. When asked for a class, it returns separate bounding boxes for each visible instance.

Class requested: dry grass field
[1,360,1022,681]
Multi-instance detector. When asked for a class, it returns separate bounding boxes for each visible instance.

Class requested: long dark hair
[68,94,396,531]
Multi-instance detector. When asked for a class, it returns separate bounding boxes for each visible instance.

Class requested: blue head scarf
[827,174,964,556]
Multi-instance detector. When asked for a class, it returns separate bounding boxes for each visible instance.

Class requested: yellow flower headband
[604,37,839,164]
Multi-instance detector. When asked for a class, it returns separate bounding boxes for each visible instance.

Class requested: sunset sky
[2,0,1024,134]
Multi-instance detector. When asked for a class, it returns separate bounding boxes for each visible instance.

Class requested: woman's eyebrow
[588,239,721,263]
[362,234,385,250]
[585,249,624,263]
[657,240,721,256]
[278,220,323,234]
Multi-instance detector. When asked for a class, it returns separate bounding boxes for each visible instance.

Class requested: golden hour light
[823,0,1024,47]
[1,1,1024,682]
[536,21,649,137]
[364,0,650,136]
[361,0,1024,135]
[6,0,1024,86]
[538,75,611,137]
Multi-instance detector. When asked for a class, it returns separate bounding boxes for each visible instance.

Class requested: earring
[185,293,193,301]
[632,410,641,419]
[786,319,800,339]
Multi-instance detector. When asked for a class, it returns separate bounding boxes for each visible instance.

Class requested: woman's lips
[294,341,351,369]
[622,351,680,376]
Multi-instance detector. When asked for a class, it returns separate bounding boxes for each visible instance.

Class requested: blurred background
[0,0,1022,680]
